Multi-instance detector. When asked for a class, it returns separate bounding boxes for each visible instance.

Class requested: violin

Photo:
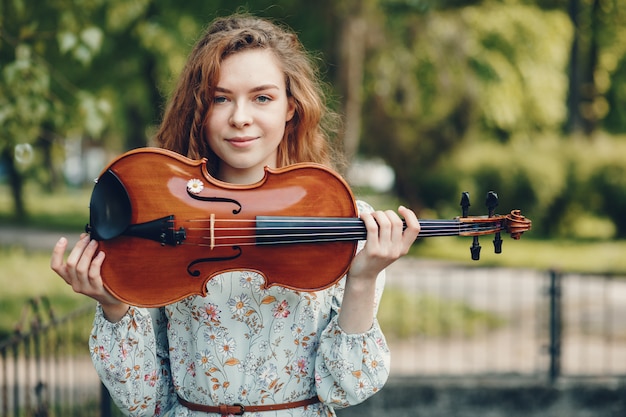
[87,147,531,307]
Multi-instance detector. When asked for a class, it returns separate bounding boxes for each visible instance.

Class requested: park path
[0,225,82,251]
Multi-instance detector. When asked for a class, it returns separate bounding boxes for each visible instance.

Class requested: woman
[51,14,420,417]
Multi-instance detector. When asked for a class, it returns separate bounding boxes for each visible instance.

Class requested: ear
[285,97,296,122]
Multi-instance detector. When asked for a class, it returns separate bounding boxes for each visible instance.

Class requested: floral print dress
[89,202,390,417]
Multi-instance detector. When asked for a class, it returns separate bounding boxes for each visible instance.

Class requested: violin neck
[255,216,501,244]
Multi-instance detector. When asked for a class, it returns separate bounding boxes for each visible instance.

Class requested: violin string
[183,220,499,230]
[181,229,485,248]
[175,218,502,247]
[185,219,476,229]
[187,230,470,247]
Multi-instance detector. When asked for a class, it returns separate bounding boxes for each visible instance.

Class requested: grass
[0,246,90,340]
[410,237,626,275]
[378,289,505,340]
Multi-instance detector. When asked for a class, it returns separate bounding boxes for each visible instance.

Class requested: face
[204,49,296,184]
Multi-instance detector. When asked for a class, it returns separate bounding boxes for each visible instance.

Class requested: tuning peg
[486,191,503,254]
[471,236,481,260]
[486,191,498,216]
[461,192,481,260]
[493,236,503,254]
[460,192,470,217]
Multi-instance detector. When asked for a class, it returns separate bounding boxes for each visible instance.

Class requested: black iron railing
[0,297,116,417]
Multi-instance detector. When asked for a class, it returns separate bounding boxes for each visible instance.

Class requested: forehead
[218,49,286,88]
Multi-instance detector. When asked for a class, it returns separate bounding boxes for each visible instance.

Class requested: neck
[218,167,265,185]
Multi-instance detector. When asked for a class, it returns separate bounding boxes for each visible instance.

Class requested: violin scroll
[505,209,532,240]
[457,191,532,260]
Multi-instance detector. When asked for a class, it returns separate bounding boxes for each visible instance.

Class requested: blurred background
[1,0,626,416]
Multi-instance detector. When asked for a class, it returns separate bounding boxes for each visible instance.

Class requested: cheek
[203,112,222,141]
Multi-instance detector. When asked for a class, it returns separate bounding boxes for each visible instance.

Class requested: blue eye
[213,96,228,104]
[256,95,271,103]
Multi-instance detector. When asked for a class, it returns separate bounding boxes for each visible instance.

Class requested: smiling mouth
[226,136,258,148]
[227,136,257,143]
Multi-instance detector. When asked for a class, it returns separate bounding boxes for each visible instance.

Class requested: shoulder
[356,199,375,215]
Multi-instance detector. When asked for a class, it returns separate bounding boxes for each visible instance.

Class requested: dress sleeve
[89,304,176,416]
[314,277,390,408]
[314,200,391,408]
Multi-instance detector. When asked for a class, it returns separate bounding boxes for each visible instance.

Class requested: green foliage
[0,246,89,339]
[464,4,572,133]
[0,183,90,230]
[0,0,112,152]
[360,1,574,211]
[440,132,626,239]
[2,0,626,246]
[0,44,54,153]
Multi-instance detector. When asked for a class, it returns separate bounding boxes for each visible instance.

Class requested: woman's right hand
[50,234,130,322]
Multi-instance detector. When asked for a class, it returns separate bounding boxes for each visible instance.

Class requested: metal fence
[384,259,626,380]
[1,264,624,416]
[0,297,114,417]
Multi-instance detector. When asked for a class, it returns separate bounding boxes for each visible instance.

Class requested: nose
[229,102,252,128]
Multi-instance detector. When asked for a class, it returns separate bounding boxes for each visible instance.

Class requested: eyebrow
[214,84,281,94]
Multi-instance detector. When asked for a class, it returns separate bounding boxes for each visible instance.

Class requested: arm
[315,202,420,407]
[90,305,176,416]
[338,205,420,333]
[51,234,130,322]
[51,235,175,415]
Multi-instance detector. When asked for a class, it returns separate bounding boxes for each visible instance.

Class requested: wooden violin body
[89,148,360,307]
[88,147,531,307]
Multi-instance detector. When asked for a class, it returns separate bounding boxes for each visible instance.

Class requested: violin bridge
[210,213,215,250]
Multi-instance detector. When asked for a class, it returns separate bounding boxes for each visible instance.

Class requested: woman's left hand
[349,205,420,282]
[338,206,420,334]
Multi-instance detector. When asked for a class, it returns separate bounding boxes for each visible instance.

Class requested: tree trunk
[565,0,582,134]
[338,16,367,163]
[581,0,601,135]
[2,147,26,220]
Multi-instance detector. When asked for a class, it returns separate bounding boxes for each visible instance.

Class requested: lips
[226,136,258,146]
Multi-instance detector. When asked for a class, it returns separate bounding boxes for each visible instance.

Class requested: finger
[88,251,121,305]
[399,206,420,234]
[360,211,378,238]
[371,210,393,242]
[398,205,420,250]
[50,237,69,279]
[388,209,405,242]
[69,244,100,296]
[75,239,100,278]
[386,210,408,257]
[65,235,91,271]
[88,250,106,287]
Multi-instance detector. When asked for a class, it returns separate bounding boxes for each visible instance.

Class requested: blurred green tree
[359,0,573,210]
[0,0,111,218]
[2,0,626,237]
[0,0,336,219]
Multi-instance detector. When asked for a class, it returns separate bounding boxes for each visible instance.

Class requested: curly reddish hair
[155,14,341,176]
